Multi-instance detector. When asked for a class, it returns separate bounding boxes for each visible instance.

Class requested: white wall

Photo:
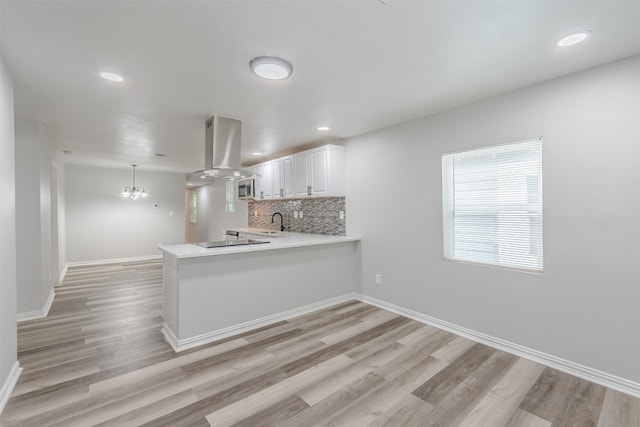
[185,181,248,243]
[0,57,18,411]
[15,120,54,314]
[205,180,248,240]
[345,55,640,383]
[65,164,186,263]
[185,186,211,243]
[55,156,66,280]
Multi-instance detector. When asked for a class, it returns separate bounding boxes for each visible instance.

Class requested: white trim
[65,254,162,268]
[163,293,359,352]
[162,290,640,397]
[0,362,22,415]
[59,263,68,283]
[16,289,55,323]
[161,323,180,351]
[358,295,640,399]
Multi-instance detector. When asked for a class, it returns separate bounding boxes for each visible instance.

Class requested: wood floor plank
[506,409,552,427]
[597,388,640,427]
[415,350,518,426]
[458,357,546,427]
[519,367,607,426]
[231,394,310,427]
[372,394,434,427]
[204,355,354,427]
[298,341,409,406]
[282,372,388,427]
[412,342,496,405]
[2,260,638,427]
[430,335,477,363]
[326,356,448,426]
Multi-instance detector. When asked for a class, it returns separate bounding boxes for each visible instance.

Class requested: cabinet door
[271,158,283,198]
[310,148,328,196]
[251,165,262,199]
[261,161,273,199]
[282,155,294,198]
[293,152,310,196]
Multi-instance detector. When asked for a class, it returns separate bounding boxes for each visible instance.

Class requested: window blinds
[442,138,543,272]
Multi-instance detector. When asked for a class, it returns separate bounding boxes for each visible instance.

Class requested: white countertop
[159,231,361,259]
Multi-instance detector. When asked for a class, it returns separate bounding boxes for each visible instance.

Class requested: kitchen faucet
[271,212,285,231]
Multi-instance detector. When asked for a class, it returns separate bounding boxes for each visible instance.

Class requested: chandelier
[120,164,148,200]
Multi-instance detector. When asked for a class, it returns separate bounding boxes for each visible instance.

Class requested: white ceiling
[2,1,640,173]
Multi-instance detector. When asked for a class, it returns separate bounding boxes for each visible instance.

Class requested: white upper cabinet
[251,144,344,200]
[252,161,273,199]
[293,152,310,197]
[282,155,294,198]
[272,158,282,198]
[261,161,273,199]
[272,155,294,199]
[294,145,345,197]
[251,164,262,198]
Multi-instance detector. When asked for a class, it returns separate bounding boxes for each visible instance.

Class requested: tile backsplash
[248,197,346,235]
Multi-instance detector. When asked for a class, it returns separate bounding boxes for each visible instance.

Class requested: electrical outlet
[375,274,382,286]
[254,211,258,217]
[299,211,303,219]
[339,211,345,220]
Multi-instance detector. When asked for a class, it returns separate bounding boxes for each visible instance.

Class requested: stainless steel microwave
[237,179,254,200]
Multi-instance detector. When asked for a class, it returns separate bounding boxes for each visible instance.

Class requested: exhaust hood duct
[201,116,256,180]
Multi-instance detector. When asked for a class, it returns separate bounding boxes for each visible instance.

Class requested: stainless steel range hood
[198,116,256,180]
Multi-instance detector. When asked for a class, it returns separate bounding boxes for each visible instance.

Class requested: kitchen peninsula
[159,232,361,352]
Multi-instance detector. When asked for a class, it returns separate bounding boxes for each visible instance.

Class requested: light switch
[293,211,299,219]
[169,210,174,217]
[299,211,303,219]
[339,211,345,220]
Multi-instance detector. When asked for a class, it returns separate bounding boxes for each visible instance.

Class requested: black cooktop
[195,239,269,249]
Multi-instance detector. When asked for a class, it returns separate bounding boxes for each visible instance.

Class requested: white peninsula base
[159,235,361,352]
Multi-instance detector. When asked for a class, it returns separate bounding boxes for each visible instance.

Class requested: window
[442,138,543,272]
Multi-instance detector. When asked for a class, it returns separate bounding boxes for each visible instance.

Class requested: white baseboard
[162,293,359,352]
[16,288,55,323]
[65,254,162,268]
[0,361,22,415]
[59,263,68,283]
[358,295,640,399]
[162,290,639,397]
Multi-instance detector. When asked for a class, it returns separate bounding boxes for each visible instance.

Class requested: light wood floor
[2,261,639,426]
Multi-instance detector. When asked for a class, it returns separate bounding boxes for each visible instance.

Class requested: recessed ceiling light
[557,31,590,47]
[249,56,293,80]
[100,72,123,82]
[317,126,330,131]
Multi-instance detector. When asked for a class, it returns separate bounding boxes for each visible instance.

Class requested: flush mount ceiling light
[249,56,293,80]
[557,31,590,47]
[317,126,330,131]
[120,164,148,200]
[100,72,123,82]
